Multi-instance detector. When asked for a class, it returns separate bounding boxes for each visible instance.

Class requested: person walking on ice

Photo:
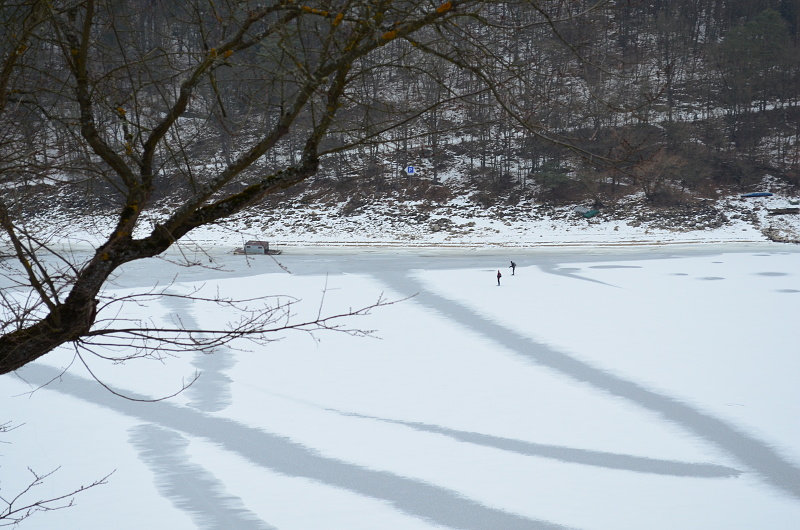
[497,270,502,286]
[509,261,516,275]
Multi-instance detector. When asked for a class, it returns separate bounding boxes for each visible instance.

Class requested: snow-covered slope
[23,192,800,251]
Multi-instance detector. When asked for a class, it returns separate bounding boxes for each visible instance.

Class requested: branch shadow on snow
[129,424,275,530]
[324,409,741,479]
[375,270,800,501]
[15,364,566,530]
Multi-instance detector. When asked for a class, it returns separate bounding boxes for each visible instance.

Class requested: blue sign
[406,166,415,175]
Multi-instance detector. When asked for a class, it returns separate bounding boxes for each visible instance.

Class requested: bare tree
[1,0,622,375]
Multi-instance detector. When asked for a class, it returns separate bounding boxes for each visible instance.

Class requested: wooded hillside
[2,0,799,217]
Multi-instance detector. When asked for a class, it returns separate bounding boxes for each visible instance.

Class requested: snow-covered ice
[2,242,800,529]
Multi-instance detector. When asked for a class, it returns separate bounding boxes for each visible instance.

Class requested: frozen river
[3,243,800,529]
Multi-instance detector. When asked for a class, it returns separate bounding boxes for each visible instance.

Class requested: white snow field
[2,244,800,529]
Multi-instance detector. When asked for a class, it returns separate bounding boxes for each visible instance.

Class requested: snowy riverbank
[14,192,800,254]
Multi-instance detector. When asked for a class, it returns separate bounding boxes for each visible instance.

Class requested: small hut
[237,240,281,255]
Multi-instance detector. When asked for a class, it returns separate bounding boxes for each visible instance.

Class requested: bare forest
[1,0,800,373]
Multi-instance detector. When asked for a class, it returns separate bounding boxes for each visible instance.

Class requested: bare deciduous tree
[1,0,619,375]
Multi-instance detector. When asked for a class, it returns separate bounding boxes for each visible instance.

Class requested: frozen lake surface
[3,244,800,529]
